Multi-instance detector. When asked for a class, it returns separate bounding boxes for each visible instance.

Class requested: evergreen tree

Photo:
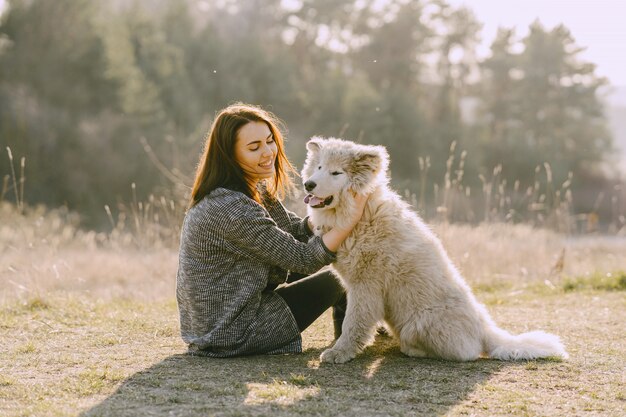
[479,22,612,185]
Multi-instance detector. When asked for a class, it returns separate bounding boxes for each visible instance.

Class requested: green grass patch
[563,271,626,292]
[22,296,52,311]
[287,373,315,387]
[0,374,15,387]
[473,280,514,294]
[15,341,38,354]
[63,367,127,397]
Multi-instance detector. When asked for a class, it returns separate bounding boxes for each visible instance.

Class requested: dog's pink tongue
[304,194,324,206]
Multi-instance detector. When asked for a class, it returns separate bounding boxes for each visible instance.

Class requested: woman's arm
[216,192,368,273]
[216,196,334,274]
[321,192,368,252]
[283,209,314,240]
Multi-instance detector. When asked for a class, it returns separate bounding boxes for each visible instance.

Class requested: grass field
[1,203,625,416]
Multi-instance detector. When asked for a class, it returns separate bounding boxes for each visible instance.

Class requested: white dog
[301,137,568,363]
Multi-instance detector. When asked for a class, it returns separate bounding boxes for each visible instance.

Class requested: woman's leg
[275,270,346,337]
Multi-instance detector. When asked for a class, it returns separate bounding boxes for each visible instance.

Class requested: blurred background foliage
[0,0,622,230]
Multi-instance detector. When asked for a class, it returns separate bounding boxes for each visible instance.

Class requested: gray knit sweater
[176,187,336,357]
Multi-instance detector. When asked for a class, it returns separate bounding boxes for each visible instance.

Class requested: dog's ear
[306,137,324,153]
[348,145,389,193]
[302,137,325,179]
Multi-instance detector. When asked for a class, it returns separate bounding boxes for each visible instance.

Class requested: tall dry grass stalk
[404,141,625,235]
[3,147,25,213]
[1,174,8,201]
[103,183,186,250]
[0,201,178,303]
[104,137,623,244]
[91,136,192,249]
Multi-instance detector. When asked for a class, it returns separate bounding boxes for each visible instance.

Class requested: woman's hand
[346,191,369,228]
[321,191,370,253]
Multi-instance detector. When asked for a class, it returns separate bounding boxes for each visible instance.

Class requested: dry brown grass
[1,292,624,416]
[0,202,177,304]
[1,203,625,416]
[434,222,626,290]
[3,202,624,303]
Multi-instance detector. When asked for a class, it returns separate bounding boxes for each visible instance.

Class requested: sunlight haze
[447,0,626,86]
[1,0,623,85]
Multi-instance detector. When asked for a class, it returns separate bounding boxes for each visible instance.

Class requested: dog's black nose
[304,180,316,192]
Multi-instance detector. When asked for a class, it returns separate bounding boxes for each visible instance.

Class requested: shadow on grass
[81,335,514,417]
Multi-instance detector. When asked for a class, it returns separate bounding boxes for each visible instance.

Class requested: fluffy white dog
[301,137,568,364]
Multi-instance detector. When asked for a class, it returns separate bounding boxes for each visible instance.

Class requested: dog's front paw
[320,347,356,364]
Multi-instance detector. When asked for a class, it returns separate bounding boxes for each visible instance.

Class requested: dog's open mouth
[304,194,334,209]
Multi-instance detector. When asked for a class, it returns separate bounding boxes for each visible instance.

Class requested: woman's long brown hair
[189,103,296,208]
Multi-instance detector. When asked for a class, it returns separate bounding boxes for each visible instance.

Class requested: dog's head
[301,137,389,210]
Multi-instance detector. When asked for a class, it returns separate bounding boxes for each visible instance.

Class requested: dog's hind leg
[398,324,429,358]
[423,309,483,361]
[400,339,428,358]
[321,283,384,364]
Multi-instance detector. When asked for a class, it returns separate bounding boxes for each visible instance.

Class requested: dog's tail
[482,324,569,360]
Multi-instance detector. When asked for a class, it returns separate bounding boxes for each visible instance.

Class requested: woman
[176,103,368,357]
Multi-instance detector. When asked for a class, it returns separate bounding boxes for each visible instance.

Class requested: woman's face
[234,121,278,185]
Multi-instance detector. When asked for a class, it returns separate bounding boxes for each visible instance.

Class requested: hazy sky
[447,0,626,86]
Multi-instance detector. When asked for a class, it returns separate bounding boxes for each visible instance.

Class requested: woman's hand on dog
[320,191,370,253]
[347,191,369,228]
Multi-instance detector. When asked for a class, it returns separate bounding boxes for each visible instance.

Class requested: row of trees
[0,0,617,227]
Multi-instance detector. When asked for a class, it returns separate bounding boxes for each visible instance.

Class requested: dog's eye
[318,166,321,170]
[331,171,343,176]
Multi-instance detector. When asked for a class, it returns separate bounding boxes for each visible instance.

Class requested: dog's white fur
[302,137,568,363]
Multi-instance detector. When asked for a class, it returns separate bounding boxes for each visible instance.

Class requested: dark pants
[275,269,346,339]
